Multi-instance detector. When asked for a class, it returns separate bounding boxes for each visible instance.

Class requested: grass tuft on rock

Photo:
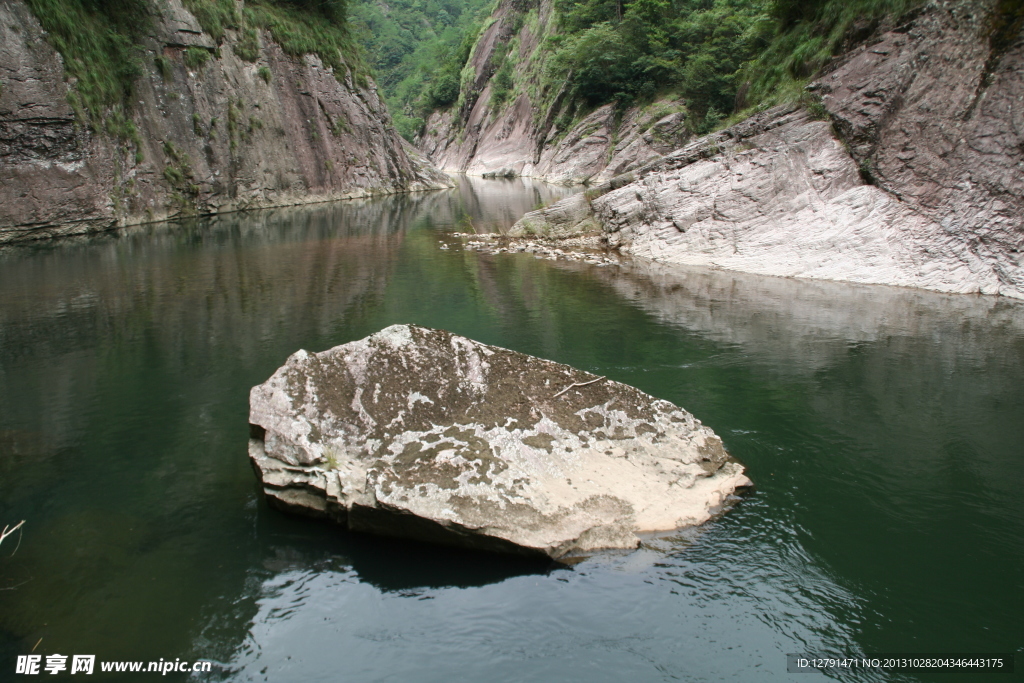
[25,0,367,144]
[235,27,261,61]
[181,0,239,42]
[183,46,212,70]
[244,1,364,79]
[24,0,149,136]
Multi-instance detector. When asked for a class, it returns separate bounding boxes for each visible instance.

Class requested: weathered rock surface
[415,0,690,184]
[510,0,1024,299]
[248,324,750,559]
[422,97,690,185]
[0,0,451,243]
[813,0,1024,284]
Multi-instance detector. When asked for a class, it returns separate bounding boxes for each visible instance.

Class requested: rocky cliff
[415,0,691,184]
[0,0,450,242]
[509,0,1024,298]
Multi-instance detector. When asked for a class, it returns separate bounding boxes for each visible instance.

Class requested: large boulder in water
[248,324,750,559]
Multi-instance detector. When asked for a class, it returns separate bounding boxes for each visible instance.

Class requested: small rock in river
[248,324,751,560]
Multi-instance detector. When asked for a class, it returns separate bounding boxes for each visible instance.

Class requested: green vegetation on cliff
[22,0,933,148]
[744,0,925,107]
[23,0,150,138]
[546,0,770,131]
[180,0,366,75]
[246,0,364,75]
[25,0,466,143]
[24,0,364,139]
[405,0,927,138]
[543,0,926,131]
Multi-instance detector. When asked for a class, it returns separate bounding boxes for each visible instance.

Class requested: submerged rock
[248,324,750,559]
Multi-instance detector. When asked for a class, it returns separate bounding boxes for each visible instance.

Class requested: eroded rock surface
[248,324,750,559]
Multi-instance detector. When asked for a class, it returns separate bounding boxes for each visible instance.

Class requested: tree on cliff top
[540,0,929,132]
[547,0,771,132]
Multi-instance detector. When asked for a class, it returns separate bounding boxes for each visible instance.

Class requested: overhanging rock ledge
[248,324,751,559]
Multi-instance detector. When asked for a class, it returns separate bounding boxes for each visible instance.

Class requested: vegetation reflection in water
[0,177,1021,682]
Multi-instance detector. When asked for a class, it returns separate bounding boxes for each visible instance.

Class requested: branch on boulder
[553,375,606,398]
[1,520,25,555]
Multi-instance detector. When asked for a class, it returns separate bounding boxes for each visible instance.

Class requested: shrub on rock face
[428,72,461,108]
[248,324,751,560]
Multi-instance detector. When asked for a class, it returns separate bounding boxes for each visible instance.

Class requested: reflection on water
[1,177,1021,682]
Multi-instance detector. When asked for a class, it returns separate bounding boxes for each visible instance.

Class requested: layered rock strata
[248,324,750,559]
[0,0,450,242]
[421,96,691,185]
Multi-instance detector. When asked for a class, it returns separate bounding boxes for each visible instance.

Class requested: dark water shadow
[254,498,561,594]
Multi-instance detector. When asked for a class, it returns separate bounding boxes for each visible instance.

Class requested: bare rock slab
[248,324,750,559]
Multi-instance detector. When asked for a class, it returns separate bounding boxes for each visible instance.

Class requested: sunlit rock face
[248,324,750,560]
[513,102,1023,298]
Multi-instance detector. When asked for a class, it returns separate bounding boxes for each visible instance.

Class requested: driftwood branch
[553,375,606,399]
[1,520,25,554]
[0,521,26,591]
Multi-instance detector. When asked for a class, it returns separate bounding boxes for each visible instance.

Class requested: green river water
[0,177,1021,682]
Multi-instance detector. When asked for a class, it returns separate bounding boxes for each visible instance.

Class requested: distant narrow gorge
[415,0,695,185]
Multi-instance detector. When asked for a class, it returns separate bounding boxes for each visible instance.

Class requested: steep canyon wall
[0,0,450,242]
[508,0,1024,298]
